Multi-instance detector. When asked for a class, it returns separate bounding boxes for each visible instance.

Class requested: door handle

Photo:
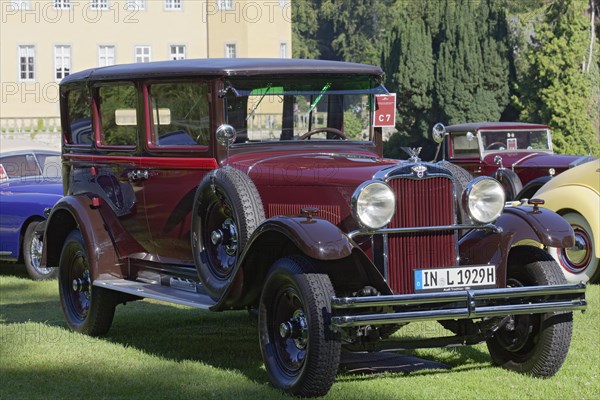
[127,170,148,182]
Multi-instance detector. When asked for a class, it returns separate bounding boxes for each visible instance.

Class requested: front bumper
[331,283,586,328]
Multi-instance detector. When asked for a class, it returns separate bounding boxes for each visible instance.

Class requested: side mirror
[216,124,237,146]
[432,123,447,144]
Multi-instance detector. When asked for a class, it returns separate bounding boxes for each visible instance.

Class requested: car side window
[148,82,210,148]
[65,86,93,145]
[451,132,480,158]
[98,84,138,147]
[0,154,39,178]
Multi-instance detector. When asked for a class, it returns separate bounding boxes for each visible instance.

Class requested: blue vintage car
[0,144,63,279]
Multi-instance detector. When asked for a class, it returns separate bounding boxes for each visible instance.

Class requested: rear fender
[42,195,123,280]
[212,216,390,310]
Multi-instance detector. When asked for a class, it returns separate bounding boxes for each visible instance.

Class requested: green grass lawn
[1,263,598,399]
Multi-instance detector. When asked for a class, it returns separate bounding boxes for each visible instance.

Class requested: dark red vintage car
[432,122,595,200]
[42,59,585,397]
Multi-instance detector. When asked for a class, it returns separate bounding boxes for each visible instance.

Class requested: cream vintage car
[534,159,600,283]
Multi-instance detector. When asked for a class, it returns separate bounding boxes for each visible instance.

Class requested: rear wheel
[486,246,572,377]
[548,212,599,284]
[259,256,341,397]
[23,221,57,280]
[59,230,116,336]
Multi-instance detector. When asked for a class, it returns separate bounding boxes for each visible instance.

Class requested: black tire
[438,160,473,225]
[259,256,341,397]
[486,246,573,377]
[59,230,116,336]
[494,168,523,201]
[548,212,599,284]
[23,221,57,280]
[191,168,265,300]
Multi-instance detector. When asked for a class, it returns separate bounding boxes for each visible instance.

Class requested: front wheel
[59,230,116,336]
[486,246,573,377]
[259,256,341,397]
[548,212,599,284]
[23,221,57,280]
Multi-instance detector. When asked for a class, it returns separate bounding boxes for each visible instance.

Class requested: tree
[518,0,599,156]
[291,0,321,59]
[382,0,513,159]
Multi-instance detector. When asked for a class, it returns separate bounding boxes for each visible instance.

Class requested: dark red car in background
[42,59,585,397]
[432,122,595,200]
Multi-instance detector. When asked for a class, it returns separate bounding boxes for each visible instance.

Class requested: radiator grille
[387,177,456,294]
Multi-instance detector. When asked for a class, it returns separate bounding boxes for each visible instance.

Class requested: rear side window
[65,86,93,145]
[0,154,39,178]
[98,84,138,147]
[148,82,210,148]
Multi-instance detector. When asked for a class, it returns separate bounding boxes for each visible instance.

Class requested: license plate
[414,265,496,292]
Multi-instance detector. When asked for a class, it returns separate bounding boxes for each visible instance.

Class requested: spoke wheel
[487,246,573,377]
[59,230,115,336]
[23,221,57,280]
[548,213,599,283]
[259,256,340,397]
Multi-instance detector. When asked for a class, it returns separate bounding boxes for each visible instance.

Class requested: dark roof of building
[61,58,384,84]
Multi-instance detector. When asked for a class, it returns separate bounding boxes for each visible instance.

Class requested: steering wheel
[486,142,506,150]
[299,127,347,140]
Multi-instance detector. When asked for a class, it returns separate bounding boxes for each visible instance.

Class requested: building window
[53,0,70,9]
[9,1,30,10]
[90,0,108,10]
[225,43,236,58]
[18,45,35,82]
[170,45,186,60]
[125,0,145,10]
[135,46,151,63]
[164,0,181,10]
[98,45,115,67]
[55,45,71,81]
[217,0,233,10]
[279,42,288,58]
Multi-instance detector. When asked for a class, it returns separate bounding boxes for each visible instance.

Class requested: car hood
[483,152,591,170]
[229,151,402,187]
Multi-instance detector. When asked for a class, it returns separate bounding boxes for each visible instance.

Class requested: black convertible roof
[61,58,384,84]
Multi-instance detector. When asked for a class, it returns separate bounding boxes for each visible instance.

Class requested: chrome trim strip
[511,152,539,171]
[348,223,499,239]
[331,283,586,328]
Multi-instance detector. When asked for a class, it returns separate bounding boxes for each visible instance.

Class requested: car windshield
[480,129,552,152]
[223,77,387,143]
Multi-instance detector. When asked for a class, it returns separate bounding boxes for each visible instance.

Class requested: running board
[94,279,217,309]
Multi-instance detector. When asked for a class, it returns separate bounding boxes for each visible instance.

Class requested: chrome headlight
[351,181,395,229]
[462,177,505,224]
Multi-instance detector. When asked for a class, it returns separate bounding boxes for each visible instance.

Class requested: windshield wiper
[307,82,331,114]
[246,83,272,121]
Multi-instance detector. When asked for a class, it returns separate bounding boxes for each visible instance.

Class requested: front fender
[212,216,379,311]
[252,216,355,260]
[516,176,551,199]
[42,194,122,280]
[497,206,574,248]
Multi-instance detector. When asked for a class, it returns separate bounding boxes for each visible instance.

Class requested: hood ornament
[401,147,427,178]
[402,147,422,163]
